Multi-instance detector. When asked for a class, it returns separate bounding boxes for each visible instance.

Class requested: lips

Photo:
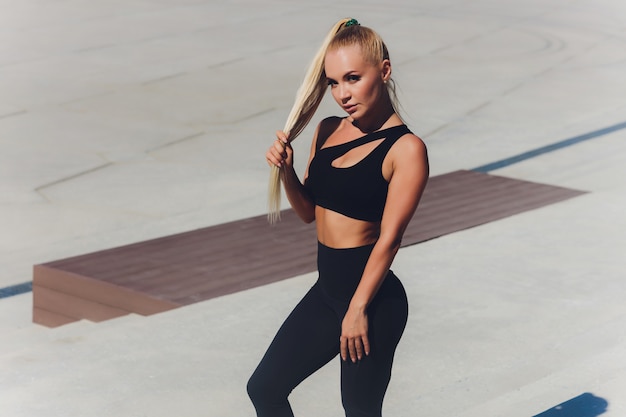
[343,104,357,113]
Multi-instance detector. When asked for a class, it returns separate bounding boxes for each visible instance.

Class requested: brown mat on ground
[33,170,587,327]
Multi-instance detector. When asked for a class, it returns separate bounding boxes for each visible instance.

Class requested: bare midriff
[315,206,380,249]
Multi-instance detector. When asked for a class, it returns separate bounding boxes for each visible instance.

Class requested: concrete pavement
[1,0,626,416]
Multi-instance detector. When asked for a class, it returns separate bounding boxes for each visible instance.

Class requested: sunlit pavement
[1,1,625,416]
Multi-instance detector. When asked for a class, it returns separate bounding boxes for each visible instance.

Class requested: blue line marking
[0,282,33,299]
[1,121,625,300]
[473,121,626,173]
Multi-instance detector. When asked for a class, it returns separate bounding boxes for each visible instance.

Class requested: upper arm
[379,134,429,246]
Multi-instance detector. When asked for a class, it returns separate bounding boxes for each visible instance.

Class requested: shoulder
[392,130,428,159]
[317,116,344,138]
[313,116,344,150]
[387,130,429,177]
[319,115,344,128]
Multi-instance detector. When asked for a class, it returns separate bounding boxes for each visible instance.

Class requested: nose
[338,84,351,102]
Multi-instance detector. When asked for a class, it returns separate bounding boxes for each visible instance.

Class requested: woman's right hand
[266,130,293,169]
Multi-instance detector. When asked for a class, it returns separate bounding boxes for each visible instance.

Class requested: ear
[381,59,392,82]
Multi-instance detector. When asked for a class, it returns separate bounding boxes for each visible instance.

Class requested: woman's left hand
[340,307,370,362]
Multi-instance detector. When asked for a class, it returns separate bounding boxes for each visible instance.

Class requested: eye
[327,79,337,88]
[347,74,360,82]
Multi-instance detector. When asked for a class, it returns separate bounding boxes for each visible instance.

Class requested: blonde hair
[267,18,397,223]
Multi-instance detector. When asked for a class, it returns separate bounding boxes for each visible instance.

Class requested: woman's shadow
[533,393,608,417]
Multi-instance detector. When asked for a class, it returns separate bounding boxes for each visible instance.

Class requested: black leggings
[247,242,409,417]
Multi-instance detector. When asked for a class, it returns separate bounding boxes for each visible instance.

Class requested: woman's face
[325,45,390,122]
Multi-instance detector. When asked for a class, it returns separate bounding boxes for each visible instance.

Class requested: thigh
[250,283,341,393]
[367,272,409,357]
[341,274,409,416]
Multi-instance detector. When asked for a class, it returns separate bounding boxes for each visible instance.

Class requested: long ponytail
[267,18,352,223]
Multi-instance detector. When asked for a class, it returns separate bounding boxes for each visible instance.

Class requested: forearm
[280,166,316,223]
[349,236,402,311]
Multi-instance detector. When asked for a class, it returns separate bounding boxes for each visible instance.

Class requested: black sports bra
[305,124,411,222]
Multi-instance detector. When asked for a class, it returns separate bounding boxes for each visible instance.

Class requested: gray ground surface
[1,1,625,416]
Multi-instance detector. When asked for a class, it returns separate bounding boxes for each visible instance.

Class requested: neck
[350,100,398,133]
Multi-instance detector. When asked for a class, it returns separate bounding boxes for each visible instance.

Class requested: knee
[247,370,287,410]
[246,372,266,405]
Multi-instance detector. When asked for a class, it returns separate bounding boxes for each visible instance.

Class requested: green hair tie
[345,18,360,27]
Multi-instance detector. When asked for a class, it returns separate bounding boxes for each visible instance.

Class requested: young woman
[248,18,429,417]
